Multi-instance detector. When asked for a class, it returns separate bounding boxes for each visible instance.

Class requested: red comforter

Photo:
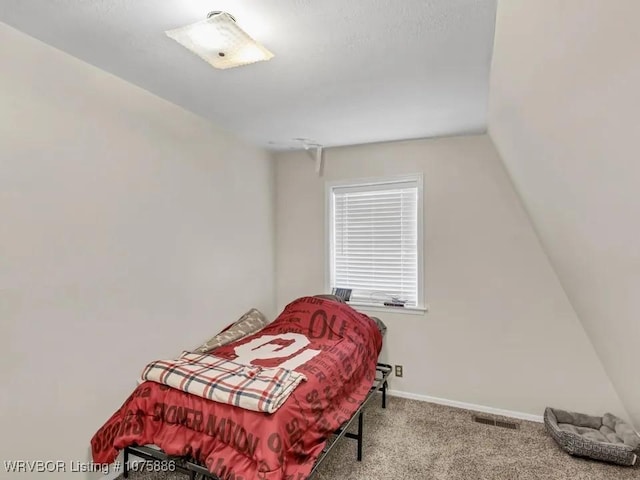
[91,297,383,480]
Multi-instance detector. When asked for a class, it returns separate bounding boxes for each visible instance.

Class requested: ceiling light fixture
[166,11,274,70]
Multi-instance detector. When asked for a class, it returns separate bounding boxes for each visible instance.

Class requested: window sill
[348,302,429,316]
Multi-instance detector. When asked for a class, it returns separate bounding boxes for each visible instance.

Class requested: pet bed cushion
[544,407,639,466]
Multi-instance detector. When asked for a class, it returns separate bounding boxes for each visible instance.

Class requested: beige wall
[275,134,626,419]
[488,0,640,427]
[0,23,275,478]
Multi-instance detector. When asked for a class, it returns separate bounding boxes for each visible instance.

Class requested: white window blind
[329,177,421,308]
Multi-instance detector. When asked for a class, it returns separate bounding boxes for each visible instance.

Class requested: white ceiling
[0,0,497,150]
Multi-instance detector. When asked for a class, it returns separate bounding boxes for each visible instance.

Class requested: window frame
[325,173,425,313]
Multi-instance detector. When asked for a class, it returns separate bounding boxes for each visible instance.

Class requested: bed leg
[356,411,363,461]
[382,380,388,409]
[123,448,129,479]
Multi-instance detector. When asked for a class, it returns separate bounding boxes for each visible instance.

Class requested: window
[327,175,423,309]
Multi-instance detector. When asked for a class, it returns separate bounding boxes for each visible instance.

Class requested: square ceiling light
[166,11,274,70]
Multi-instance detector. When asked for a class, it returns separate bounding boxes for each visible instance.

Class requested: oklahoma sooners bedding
[91,296,383,480]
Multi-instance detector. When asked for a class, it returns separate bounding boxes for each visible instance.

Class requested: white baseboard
[101,452,143,480]
[387,389,544,423]
[102,467,121,480]
[101,465,121,480]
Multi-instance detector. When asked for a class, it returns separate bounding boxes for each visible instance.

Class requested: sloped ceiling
[0,0,497,149]
[488,0,639,426]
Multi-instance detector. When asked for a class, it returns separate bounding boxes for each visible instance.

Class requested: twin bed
[91,296,390,480]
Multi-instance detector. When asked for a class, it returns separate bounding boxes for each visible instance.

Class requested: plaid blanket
[141,352,307,414]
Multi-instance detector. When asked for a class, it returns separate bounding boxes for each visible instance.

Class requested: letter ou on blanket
[91,296,383,480]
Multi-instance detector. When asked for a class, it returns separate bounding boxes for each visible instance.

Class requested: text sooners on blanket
[91,297,383,480]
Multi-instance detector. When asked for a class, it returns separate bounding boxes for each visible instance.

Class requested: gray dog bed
[544,407,640,466]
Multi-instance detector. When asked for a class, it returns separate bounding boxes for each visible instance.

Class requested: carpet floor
[116,395,639,479]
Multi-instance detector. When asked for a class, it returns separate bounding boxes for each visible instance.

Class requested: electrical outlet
[395,365,403,377]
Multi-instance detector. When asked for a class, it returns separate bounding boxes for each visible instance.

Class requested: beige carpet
[116,395,639,480]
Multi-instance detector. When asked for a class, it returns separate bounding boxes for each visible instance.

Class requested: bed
[91,296,390,480]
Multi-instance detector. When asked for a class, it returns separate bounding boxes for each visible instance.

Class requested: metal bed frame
[123,362,392,480]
